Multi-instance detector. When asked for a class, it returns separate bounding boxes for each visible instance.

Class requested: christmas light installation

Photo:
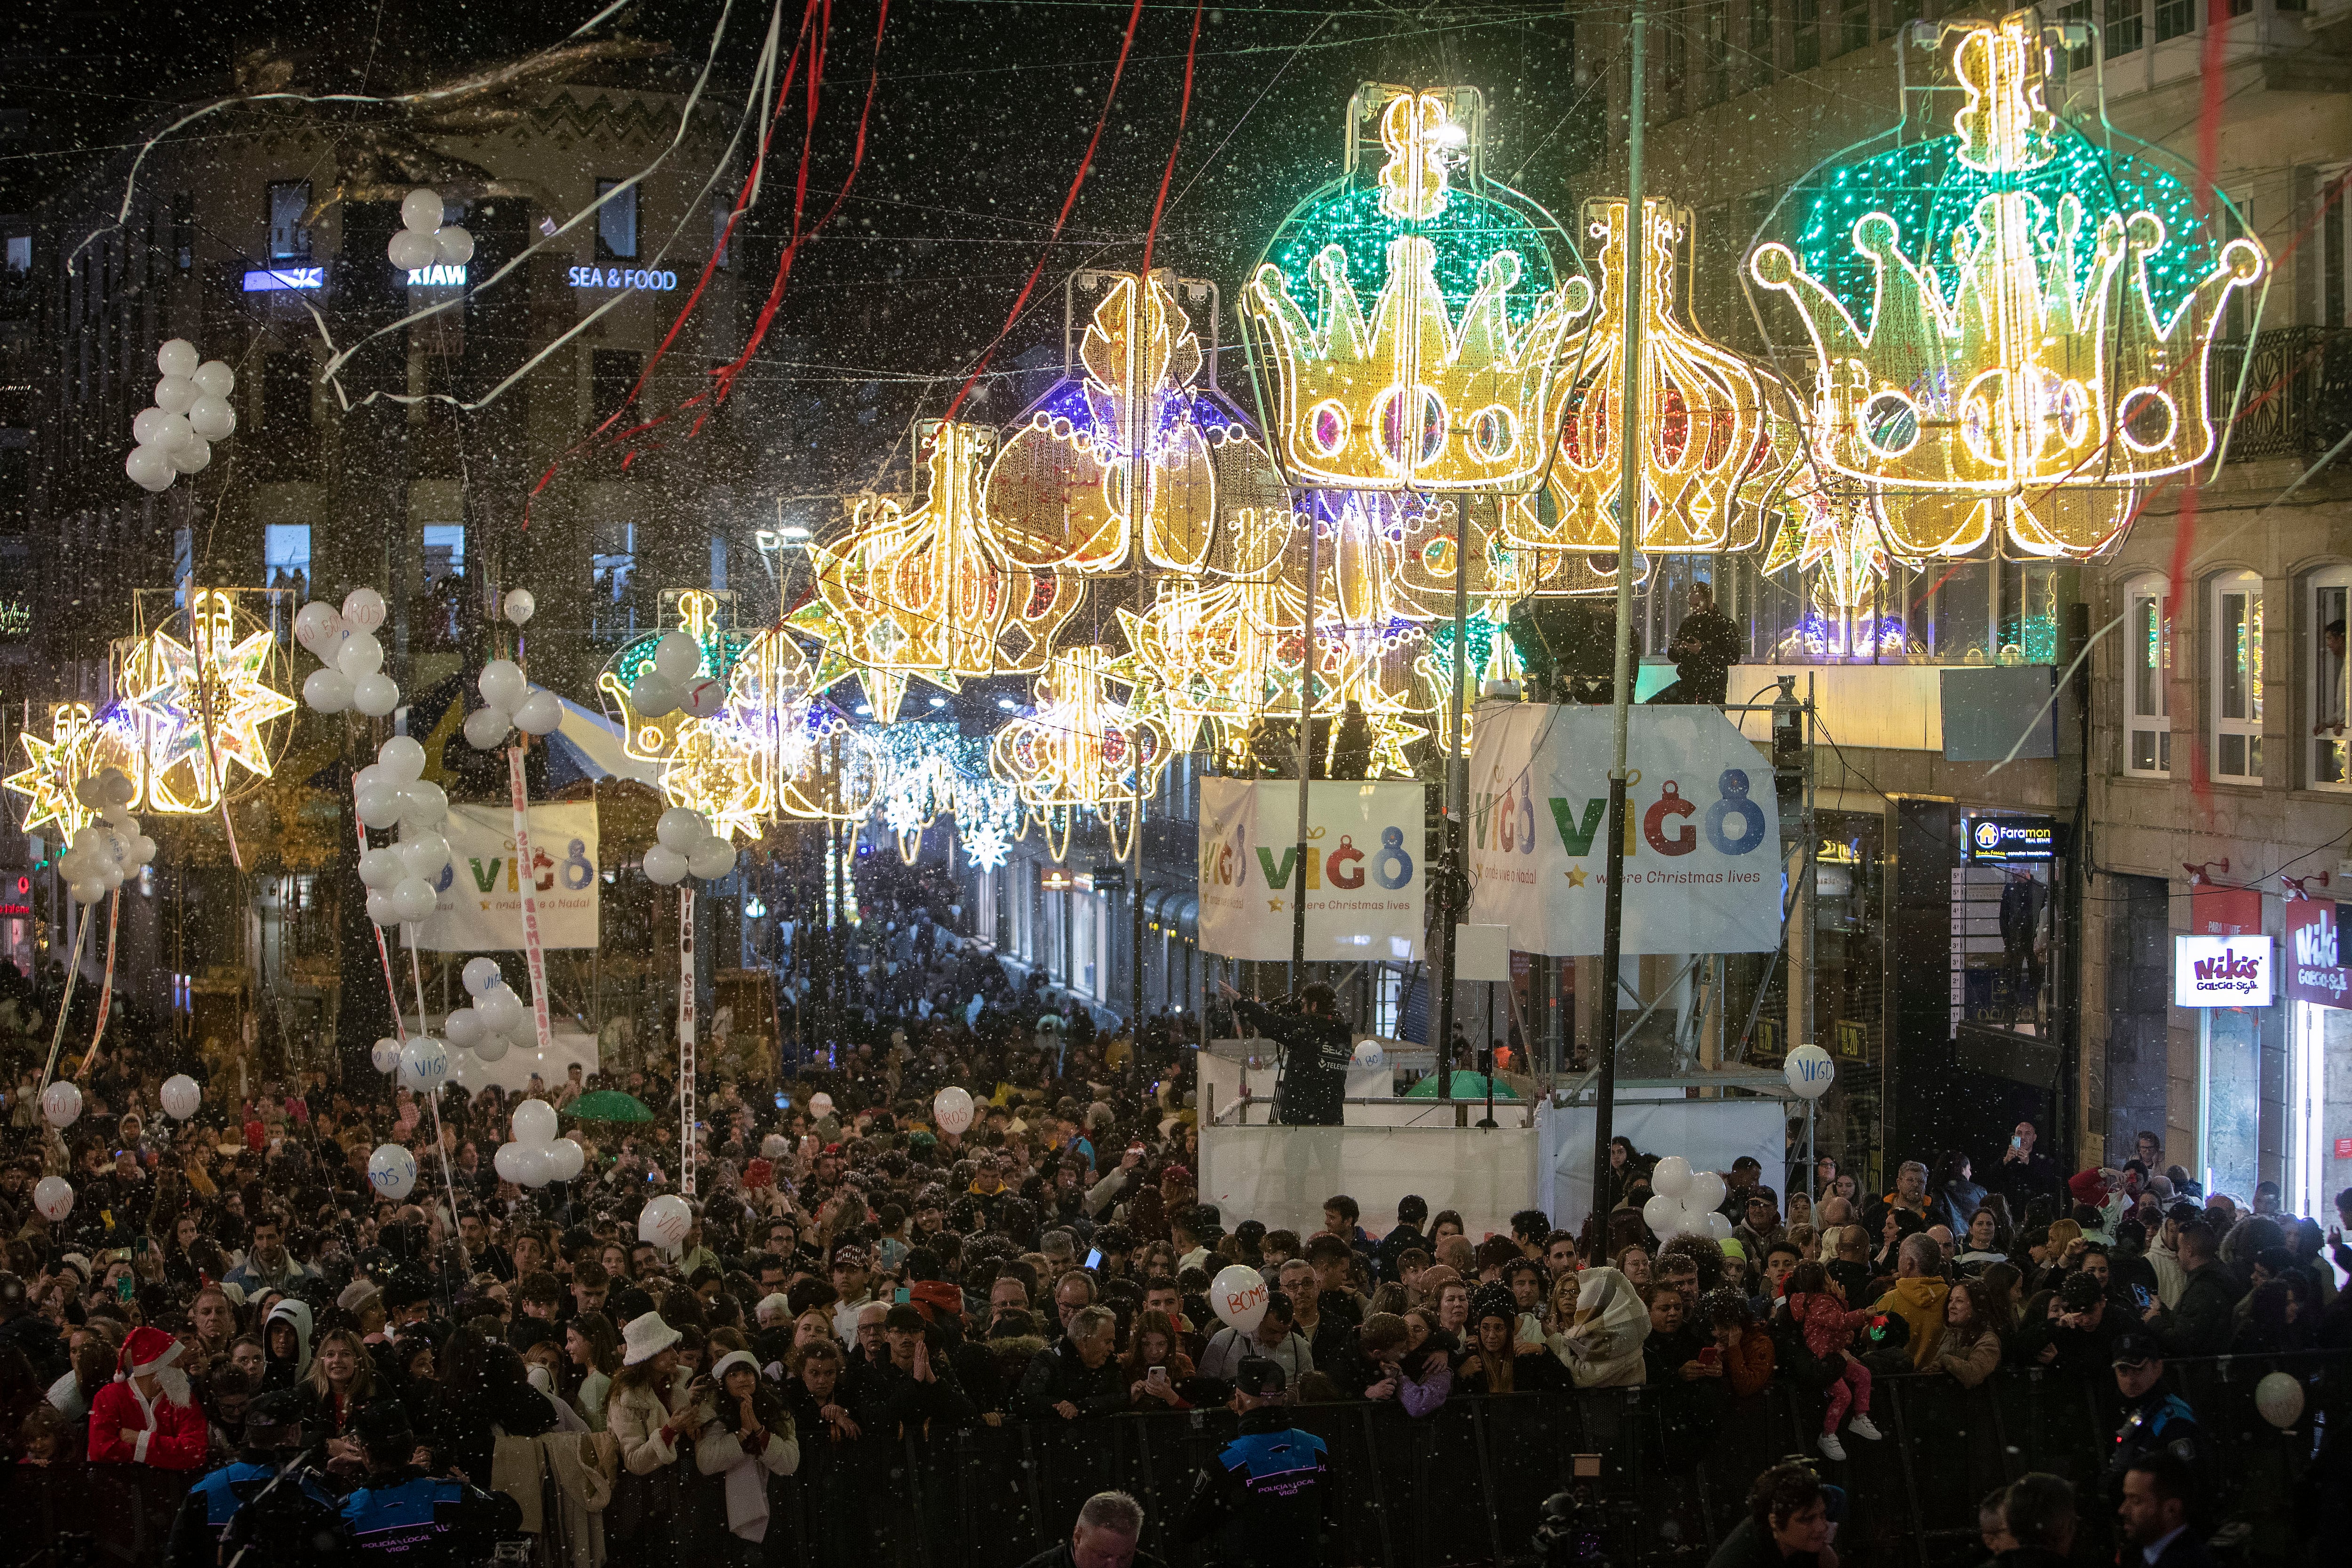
[5,703,98,838]
[1749,8,2267,560]
[990,645,1171,860]
[1757,466,1905,661]
[788,422,1083,724]
[1503,199,1794,559]
[121,589,296,814]
[1243,86,1590,493]
[985,272,1290,578]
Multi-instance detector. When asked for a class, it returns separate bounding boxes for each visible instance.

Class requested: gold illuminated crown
[1245,88,1591,492]
[1750,10,2264,557]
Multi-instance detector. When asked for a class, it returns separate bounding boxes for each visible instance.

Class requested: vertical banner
[679,887,697,1197]
[2286,897,2349,1007]
[505,748,556,1056]
[1196,780,1424,961]
[1466,704,1783,956]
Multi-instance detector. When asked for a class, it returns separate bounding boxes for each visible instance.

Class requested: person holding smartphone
[1120,1310,1194,1410]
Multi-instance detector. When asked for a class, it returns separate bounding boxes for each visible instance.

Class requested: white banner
[1466,704,1781,956]
[414,803,601,951]
[1197,780,1424,962]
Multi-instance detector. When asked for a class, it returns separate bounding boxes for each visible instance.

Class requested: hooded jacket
[1547,1267,1649,1388]
[265,1299,315,1389]
[1871,1275,1950,1368]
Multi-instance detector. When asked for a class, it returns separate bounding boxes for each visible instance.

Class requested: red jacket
[86,1379,207,1469]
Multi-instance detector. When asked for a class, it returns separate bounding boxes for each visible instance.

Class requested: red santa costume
[86,1326,207,1469]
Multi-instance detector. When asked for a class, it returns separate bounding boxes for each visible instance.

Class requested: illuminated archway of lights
[985,272,1291,579]
[123,589,297,814]
[1244,86,1591,493]
[787,421,1082,725]
[5,702,97,838]
[866,724,1023,867]
[1749,7,2265,561]
[990,645,1171,861]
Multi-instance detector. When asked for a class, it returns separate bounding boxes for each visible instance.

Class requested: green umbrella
[564,1090,654,1123]
[1404,1071,1519,1101]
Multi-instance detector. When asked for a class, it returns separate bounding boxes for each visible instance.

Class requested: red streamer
[1138,0,1205,282]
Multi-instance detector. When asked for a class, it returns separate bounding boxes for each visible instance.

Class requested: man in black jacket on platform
[1222,981,1351,1127]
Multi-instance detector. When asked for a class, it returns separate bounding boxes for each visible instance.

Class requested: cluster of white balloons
[387,188,474,273]
[296,588,401,717]
[444,956,534,1064]
[644,805,736,887]
[639,1192,693,1255]
[627,630,727,722]
[493,1097,585,1188]
[1641,1156,1736,1244]
[59,770,156,903]
[465,644,562,753]
[351,733,455,928]
[126,339,237,492]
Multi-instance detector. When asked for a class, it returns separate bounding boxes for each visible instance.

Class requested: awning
[1143,889,1198,940]
[544,697,663,790]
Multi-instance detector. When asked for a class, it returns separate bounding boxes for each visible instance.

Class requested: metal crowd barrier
[4,1351,2338,1568]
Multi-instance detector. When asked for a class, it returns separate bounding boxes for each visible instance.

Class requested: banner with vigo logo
[1465,704,1782,956]
[414,803,601,952]
[1197,780,1425,962]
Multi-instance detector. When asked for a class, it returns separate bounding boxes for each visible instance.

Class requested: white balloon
[479,659,528,711]
[167,436,212,474]
[368,1143,418,1199]
[158,339,200,379]
[1704,1210,1735,1242]
[494,1141,549,1186]
[388,228,437,271]
[2255,1370,2305,1428]
[132,836,157,866]
[679,676,726,719]
[153,375,197,414]
[149,411,196,451]
[397,1037,450,1093]
[444,1006,485,1050]
[809,1093,834,1118]
[187,395,237,441]
[544,1138,585,1183]
[932,1086,974,1135]
[294,602,344,652]
[436,225,476,265]
[131,407,174,446]
[352,673,401,717]
[390,876,439,923]
[478,984,526,1038]
[1642,1193,1685,1238]
[513,689,563,736]
[628,672,679,717]
[397,833,451,880]
[1351,1040,1385,1068]
[461,956,503,996]
[501,588,534,625]
[32,1176,74,1222]
[1650,1156,1692,1200]
[642,844,689,885]
[342,587,388,630]
[1685,1170,1728,1215]
[191,360,236,398]
[1209,1264,1271,1334]
[366,889,398,926]
[512,1098,559,1147]
[358,846,406,888]
[303,668,353,713]
[160,1074,201,1120]
[656,808,710,852]
[638,1193,693,1250]
[686,836,736,881]
[377,735,427,781]
[372,1036,404,1075]
[338,631,385,678]
[125,444,175,492]
[463,707,513,751]
[354,764,389,795]
[653,631,703,682]
[401,188,445,234]
[397,780,448,828]
[355,782,405,829]
[471,1031,510,1062]
[41,1081,82,1129]
[1783,1044,1836,1101]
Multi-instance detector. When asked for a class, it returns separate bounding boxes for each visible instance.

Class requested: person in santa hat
[87,1324,209,1469]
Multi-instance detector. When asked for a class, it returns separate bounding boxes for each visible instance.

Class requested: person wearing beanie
[88,1325,208,1469]
[1456,1284,1565,1394]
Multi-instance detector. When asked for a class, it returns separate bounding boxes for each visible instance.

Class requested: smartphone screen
[894,1287,910,1305]
[1148,1366,1168,1385]
[1085,1249,1104,1271]
[1697,1346,1719,1366]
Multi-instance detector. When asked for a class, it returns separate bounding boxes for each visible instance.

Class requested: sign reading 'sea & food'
[2173,935,2272,1008]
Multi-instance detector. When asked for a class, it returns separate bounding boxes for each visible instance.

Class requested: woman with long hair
[1120,1310,1194,1411]
[1392,1307,1455,1415]
[568,1312,622,1431]
[300,1327,378,1481]
[607,1311,716,1564]
[1933,1280,2004,1387]
[1956,1206,2010,1272]
[695,1350,797,1557]
[1429,1211,1467,1251]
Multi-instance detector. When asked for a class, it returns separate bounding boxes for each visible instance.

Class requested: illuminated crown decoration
[984,273,1291,577]
[122,589,296,814]
[1505,200,1796,558]
[788,421,1083,724]
[1244,87,1591,492]
[1749,9,2266,559]
[5,702,98,837]
[990,645,1171,858]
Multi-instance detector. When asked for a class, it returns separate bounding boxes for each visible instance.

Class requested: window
[593,519,636,603]
[1794,0,1820,69]
[2199,1009,2261,1204]
[709,534,728,592]
[264,525,312,599]
[2211,570,2264,782]
[2309,568,2351,788]
[2124,576,2171,776]
[1838,0,1869,56]
[2106,0,2144,55]
[266,181,311,262]
[596,180,639,260]
[421,523,464,584]
[172,192,194,271]
[711,196,733,270]
[1748,0,1777,80]
[591,348,641,424]
[2059,0,2094,70]
[2,234,26,274]
[2154,0,2194,42]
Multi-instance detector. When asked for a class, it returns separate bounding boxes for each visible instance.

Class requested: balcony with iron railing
[2212,325,2352,463]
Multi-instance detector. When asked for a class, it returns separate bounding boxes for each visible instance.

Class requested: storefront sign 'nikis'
[2174,935,2273,1008]
[2286,899,2350,1008]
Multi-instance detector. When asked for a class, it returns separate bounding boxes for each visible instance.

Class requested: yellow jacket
[1872,1275,1950,1368]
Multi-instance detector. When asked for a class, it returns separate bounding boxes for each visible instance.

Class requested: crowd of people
[0,853,2343,1568]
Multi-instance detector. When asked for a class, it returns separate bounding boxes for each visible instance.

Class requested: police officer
[1175,1356,1335,1566]
[339,1401,523,1568]
[2105,1331,2199,1504]
[1221,981,1351,1127]
[171,1389,346,1568]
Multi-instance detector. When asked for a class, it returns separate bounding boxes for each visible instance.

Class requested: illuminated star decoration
[4,702,96,837]
[1760,466,1902,660]
[963,818,1011,872]
[127,591,296,813]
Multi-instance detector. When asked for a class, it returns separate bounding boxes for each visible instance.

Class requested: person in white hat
[695,1349,797,1544]
[605,1311,714,1479]
[87,1325,207,1469]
